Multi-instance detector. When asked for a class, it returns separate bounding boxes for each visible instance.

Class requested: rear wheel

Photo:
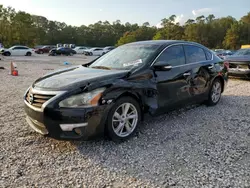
[26,52,32,56]
[106,97,141,142]
[206,78,222,106]
[89,52,93,56]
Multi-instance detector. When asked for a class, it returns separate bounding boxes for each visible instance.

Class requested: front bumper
[24,100,110,140]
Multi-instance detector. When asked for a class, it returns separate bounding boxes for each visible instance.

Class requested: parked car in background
[48,47,76,56]
[103,46,115,54]
[35,45,56,54]
[2,45,34,56]
[225,48,250,78]
[83,48,104,56]
[73,46,89,54]
[215,50,234,60]
[24,40,228,141]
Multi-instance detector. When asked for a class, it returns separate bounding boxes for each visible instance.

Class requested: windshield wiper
[91,66,111,70]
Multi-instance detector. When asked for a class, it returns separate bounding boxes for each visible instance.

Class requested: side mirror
[153,61,172,71]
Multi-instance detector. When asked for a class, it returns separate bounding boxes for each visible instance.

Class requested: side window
[205,50,212,60]
[19,47,28,50]
[184,45,206,64]
[155,45,185,66]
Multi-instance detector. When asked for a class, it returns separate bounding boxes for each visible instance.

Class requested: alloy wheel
[211,81,222,103]
[112,103,138,137]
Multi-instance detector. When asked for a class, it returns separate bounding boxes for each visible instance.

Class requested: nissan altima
[24,40,228,141]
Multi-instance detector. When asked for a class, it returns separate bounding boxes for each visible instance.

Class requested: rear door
[93,49,103,56]
[19,46,29,55]
[153,44,193,112]
[183,45,214,100]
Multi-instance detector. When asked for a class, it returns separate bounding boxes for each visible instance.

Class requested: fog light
[59,123,88,131]
[74,128,82,135]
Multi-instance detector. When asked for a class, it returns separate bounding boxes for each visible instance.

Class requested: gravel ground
[0,55,250,188]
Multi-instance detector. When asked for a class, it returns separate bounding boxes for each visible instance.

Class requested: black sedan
[49,47,76,56]
[225,48,250,78]
[24,40,228,141]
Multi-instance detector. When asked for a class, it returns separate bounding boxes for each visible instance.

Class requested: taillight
[224,61,229,70]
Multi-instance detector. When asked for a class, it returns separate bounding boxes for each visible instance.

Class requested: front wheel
[106,97,141,142]
[4,52,11,56]
[206,78,222,106]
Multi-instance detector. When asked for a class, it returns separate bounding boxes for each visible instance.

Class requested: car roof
[11,45,29,48]
[124,40,208,49]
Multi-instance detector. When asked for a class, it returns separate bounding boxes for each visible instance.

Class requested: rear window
[205,51,212,60]
[184,45,206,64]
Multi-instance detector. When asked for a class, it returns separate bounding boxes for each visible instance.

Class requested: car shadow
[72,95,250,186]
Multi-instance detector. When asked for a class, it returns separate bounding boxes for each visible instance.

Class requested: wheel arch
[213,75,225,93]
[113,91,145,120]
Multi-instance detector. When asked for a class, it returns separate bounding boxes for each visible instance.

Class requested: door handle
[208,65,214,69]
[183,72,191,76]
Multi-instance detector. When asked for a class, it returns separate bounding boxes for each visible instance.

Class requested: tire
[206,78,222,106]
[40,51,44,54]
[4,52,11,56]
[106,97,141,142]
[26,52,32,56]
[89,52,93,56]
[69,52,73,56]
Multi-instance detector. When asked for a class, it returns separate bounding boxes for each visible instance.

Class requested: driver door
[11,47,21,56]
[153,44,193,112]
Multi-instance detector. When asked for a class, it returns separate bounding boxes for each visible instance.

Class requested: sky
[0,0,249,27]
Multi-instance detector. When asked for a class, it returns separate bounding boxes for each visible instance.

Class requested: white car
[84,48,105,56]
[73,46,89,54]
[103,46,115,53]
[3,45,34,56]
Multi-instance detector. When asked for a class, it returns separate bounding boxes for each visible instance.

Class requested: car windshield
[89,43,161,70]
[234,49,250,55]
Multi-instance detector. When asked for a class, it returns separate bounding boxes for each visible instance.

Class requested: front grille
[26,89,55,108]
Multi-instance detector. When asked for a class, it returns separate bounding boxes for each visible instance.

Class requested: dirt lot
[0,54,250,188]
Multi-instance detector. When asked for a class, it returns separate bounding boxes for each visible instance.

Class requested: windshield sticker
[123,59,143,67]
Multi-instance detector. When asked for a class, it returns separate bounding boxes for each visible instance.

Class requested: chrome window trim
[24,86,67,112]
[150,43,214,68]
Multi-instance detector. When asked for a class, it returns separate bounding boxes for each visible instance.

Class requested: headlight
[59,87,106,108]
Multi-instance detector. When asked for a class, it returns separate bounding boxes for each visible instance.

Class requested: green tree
[153,15,184,40]
[0,4,250,49]
[223,23,240,49]
[117,32,136,46]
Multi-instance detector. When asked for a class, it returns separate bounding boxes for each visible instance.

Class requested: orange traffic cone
[10,62,18,76]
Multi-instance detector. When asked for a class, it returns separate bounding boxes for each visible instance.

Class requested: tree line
[0,5,249,49]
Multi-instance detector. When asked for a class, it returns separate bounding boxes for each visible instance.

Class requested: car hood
[225,55,250,61]
[33,66,130,91]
